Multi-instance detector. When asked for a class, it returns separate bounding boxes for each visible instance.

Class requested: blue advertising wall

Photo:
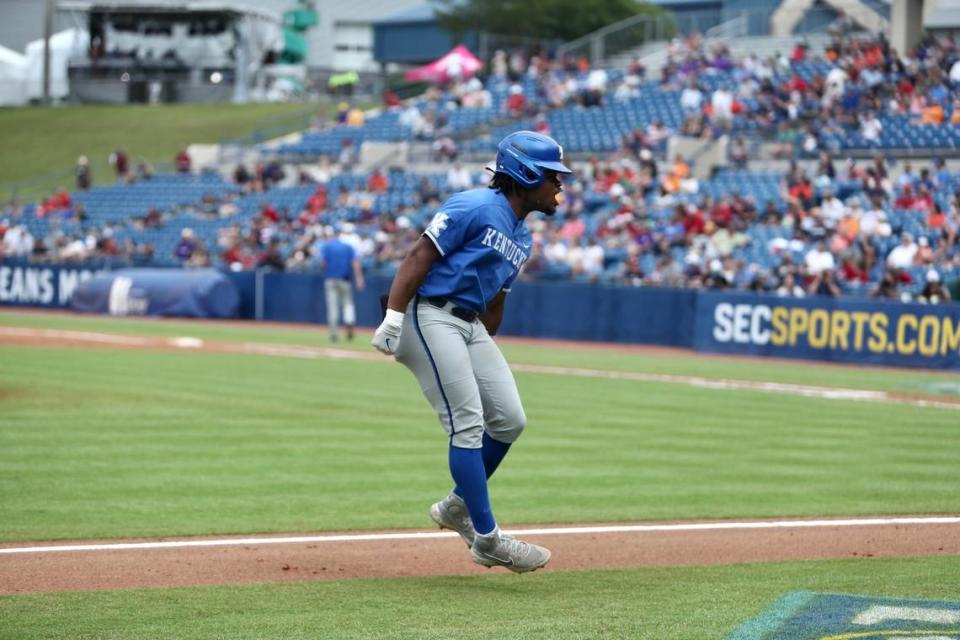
[3,261,958,370]
[694,291,960,370]
[500,281,697,346]
[0,262,102,308]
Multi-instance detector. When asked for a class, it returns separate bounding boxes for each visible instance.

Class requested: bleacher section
[12,160,959,299]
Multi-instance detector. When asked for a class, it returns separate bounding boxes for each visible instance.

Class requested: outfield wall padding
[69,268,239,318]
[3,262,958,369]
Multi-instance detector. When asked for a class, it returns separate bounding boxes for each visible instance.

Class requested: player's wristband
[382,309,404,334]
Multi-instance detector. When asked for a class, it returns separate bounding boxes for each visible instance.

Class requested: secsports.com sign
[694,291,960,370]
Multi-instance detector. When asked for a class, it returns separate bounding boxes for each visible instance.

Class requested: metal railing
[704,13,750,40]
[554,6,861,67]
[476,32,564,61]
[556,13,676,65]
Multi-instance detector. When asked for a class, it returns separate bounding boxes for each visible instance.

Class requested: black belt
[425,297,479,322]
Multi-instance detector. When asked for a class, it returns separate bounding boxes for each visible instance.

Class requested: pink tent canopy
[404,45,483,83]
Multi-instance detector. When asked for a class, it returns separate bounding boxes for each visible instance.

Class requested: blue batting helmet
[495,131,572,189]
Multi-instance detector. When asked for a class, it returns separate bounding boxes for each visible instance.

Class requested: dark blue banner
[501,281,697,346]
[0,262,102,308]
[694,291,960,370]
[70,268,239,318]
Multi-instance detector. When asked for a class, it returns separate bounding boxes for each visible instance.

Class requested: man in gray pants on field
[320,227,365,342]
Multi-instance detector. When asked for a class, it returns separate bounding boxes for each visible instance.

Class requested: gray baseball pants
[394,297,526,449]
[324,278,355,337]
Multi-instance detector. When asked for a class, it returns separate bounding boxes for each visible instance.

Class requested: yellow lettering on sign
[941,317,960,357]
[867,313,888,353]
[830,311,850,350]
[896,314,918,355]
[808,309,830,349]
[850,312,870,351]
[771,307,788,346]
[788,308,809,346]
[917,315,940,357]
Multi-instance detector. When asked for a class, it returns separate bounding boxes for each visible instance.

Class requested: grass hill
[0,102,343,202]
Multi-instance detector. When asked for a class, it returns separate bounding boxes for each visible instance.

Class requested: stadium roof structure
[57,0,280,23]
[374,2,436,24]
[927,0,960,29]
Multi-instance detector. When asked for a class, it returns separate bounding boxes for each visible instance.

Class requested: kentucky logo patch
[427,212,450,237]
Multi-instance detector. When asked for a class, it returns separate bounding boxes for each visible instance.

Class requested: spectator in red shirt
[710,197,734,228]
[790,42,807,62]
[175,148,192,173]
[307,185,328,214]
[894,184,916,209]
[110,148,129,180]
[505,85,526,117]
[48,188,71,210]
[680,204,705,236]
[38,187,72,218]
[839,254,869,282]
[259,201,279,223]
[382,89,401,109]
[913,185,934,212]
[789,74,807,93]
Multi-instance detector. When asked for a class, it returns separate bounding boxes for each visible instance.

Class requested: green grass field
[0,103,342,199]
[0,310,957,638]
[3,557,959,640]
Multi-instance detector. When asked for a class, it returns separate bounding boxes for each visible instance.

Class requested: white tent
[0,44,28,106]
[24,28,89,102]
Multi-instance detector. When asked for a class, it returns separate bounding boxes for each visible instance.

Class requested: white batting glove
[372,309,404,355]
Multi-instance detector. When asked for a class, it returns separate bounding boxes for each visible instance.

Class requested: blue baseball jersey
[321,238,356,280]
[419,188,531,312]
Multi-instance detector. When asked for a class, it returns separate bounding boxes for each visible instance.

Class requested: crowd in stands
[2,30,960,304]
[655,29,960,153]
[4,146,957,303]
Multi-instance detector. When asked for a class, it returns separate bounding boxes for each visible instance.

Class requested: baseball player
[372,131,570,573]
[320,226,365,342]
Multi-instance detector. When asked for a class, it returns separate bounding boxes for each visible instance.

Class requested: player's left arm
[480,290,507,336]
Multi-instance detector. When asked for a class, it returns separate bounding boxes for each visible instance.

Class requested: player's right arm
[386,236,441,312]
[371,236,441,355]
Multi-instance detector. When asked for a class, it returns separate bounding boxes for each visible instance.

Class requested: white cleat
[471,527,551,573]
[430,492,476,547]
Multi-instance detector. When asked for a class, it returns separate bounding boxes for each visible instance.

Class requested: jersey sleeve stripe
[423,231,446,256]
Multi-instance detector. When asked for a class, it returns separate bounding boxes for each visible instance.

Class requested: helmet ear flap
[520,163,543,186]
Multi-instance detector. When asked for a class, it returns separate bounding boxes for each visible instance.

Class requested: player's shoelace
[499,533,538,559]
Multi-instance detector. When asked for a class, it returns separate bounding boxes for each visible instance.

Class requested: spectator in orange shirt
[837,209,860,244]
[928,202,947,229]
[662,172,681,194]
[920,100,944,125]
[367,169,389,193]
[788,176,813,208]
[346,106,365,127]
[951,98,960,125]
[672,154,690,180]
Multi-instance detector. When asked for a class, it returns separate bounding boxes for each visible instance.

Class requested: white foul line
[1,516,957,556]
